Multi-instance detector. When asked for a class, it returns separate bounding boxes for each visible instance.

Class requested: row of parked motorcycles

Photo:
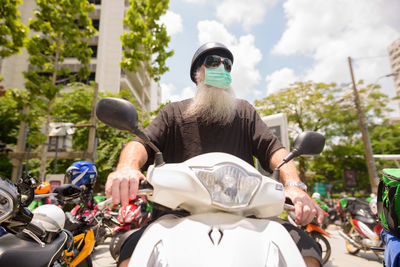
[0,172,152,267]
[323,194,386,262]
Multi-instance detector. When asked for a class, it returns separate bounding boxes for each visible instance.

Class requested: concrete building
[388,37,400,114]
[0,0,161,112]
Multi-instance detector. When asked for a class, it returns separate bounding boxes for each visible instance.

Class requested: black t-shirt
[134,98,283,172]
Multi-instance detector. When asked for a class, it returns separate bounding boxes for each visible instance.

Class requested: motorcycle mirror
[96,97,139,134]
[272,131,325,180]
[96,97,165,166]
[290,131,325,158]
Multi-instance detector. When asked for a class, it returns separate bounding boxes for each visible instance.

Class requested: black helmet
[190,42,234,83]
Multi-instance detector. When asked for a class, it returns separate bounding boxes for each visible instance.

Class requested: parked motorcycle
[109,196,152,261]
[288,212,331,265]
[56,184,117,266]
[96,97,326,267]
[338,197,384,257]
[0,175,74,267]
[28,181,54,211]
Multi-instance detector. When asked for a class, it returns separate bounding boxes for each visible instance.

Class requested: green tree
[0,0,28,58]
[255,82,344,181]
[23,0,96,180]
[121,0,174,82]
[0,89,43,178]
[35,83,158,190]
[255,81,394,193]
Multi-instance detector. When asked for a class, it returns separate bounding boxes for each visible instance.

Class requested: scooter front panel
[129,213,305,267]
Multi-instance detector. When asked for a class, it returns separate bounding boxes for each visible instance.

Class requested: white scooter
[96,97,325,267]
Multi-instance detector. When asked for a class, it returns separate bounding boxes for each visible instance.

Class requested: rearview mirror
[96,97,139,134]
[292,131,325,156]
[273,131,325,180]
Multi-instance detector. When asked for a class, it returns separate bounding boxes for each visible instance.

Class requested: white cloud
[270,0,400,113]
[182,0,207,3]
[266,67,299,95]
[159,11,183,36]
[161,83,195,103]
[197,20,263,99]
[216,0,278,30]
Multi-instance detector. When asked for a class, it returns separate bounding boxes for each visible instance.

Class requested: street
[92,225,383,267]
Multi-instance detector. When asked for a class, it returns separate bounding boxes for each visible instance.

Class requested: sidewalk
[92,240,116,267]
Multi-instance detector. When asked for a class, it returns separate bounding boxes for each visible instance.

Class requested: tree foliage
[1,83,160,189]
[121,0,174,82]
[0,0,28,59]
[23,0,97,179]
[24,0,96,102]
[255,81,395,193]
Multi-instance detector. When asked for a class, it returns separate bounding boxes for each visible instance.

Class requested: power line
[352,55,389,61]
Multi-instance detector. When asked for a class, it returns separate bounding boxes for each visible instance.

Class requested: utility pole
[85,83,98,162]
[348,57,378,193]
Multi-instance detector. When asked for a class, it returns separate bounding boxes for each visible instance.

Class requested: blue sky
[158,0,400,116]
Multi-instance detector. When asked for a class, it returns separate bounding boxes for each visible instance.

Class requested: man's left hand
[285,186,324,226]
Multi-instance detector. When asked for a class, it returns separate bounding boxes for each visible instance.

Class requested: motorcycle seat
[0,231,69,267]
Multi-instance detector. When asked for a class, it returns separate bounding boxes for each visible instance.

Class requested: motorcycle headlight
[192,163,261,209]
[0,188,15,222]
[147,240,168,267]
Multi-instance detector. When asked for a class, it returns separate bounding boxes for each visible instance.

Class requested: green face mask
[204,65,232,89]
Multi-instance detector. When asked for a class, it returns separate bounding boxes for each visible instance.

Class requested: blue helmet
[65,161,97,187]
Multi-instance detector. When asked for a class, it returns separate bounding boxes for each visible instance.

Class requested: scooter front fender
[129,213,305,267]
[306,224,330,238]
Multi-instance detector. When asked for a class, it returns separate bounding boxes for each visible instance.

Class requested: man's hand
[285,186,324,226]
[105,168,145,206]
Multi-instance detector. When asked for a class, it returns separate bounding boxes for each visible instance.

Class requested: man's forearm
[116,141,148,171]
[269,148,301,185]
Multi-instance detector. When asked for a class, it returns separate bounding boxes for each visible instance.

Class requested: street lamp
[373,72,399,86]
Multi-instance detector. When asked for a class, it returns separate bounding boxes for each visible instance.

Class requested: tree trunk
[38,39,60,181]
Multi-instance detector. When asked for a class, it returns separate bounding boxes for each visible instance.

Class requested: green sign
[313,182,327,197]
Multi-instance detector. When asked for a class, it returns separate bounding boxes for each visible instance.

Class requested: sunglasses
[203,55,232,73]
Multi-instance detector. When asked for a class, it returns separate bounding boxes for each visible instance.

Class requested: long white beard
[185,70,236,125]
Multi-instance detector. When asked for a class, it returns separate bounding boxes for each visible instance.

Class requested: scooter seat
[0,231,68,267]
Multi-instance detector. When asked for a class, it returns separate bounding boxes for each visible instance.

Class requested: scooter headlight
[0,188,15,223]
[192,163,261,209]
[147,240,168,267]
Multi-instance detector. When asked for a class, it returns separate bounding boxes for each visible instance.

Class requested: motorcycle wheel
[311,232,331,265]
[109,230,126,261]
[345,227,360,255]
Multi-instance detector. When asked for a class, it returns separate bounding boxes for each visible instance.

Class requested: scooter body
[0,175,73,267]
[339,197,384,254]
[131,212,302,267]
[350,216,382,247]
[128,153,305,267]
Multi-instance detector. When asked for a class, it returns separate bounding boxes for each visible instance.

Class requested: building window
[92,19,100,31]
[88,0,101,5]
[89,45,98,58]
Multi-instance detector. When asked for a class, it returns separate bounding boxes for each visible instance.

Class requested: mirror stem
[272,168,280,181]
[154,152,165,167]
[135,129,165,166]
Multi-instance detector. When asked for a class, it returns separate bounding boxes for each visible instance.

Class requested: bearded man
[106,42,324,267]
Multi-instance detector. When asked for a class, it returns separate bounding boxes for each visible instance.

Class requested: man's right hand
[105,168,145,206]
